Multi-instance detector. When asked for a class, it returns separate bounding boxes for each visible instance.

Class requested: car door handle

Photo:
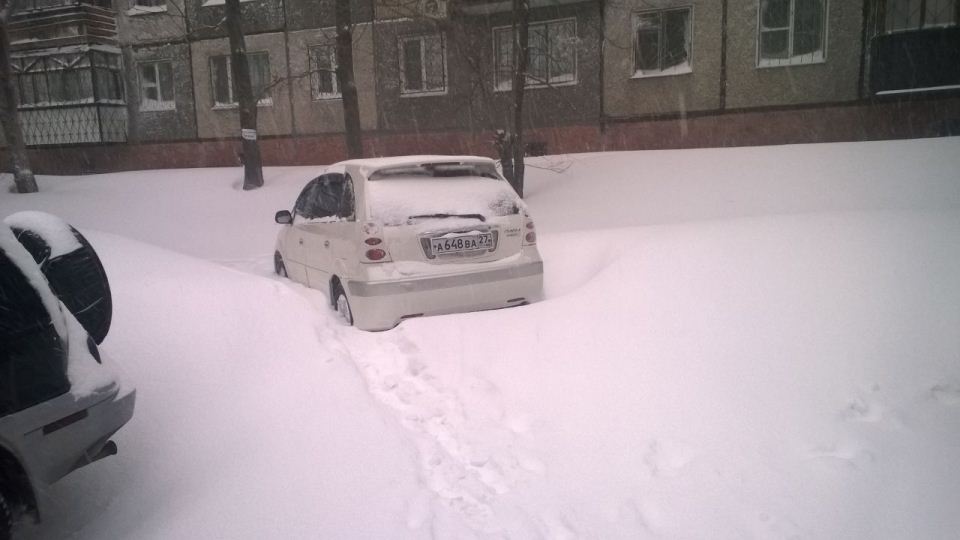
[324,240,330,248]
[298,238,304,245]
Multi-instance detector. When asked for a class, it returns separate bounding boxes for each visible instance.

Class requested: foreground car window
[0,250,71,416]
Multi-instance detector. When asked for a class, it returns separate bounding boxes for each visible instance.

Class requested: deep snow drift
[2,138,959,539]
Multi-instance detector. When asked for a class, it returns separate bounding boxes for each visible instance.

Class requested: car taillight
[523,215,537,246]
[365,248,387,261]
[361,222,391,263]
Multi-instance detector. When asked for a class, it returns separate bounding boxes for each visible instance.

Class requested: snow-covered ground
[2,138,959,539]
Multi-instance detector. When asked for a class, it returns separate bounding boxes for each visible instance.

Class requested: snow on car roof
[333,155,496,177]
[5,211,82,259]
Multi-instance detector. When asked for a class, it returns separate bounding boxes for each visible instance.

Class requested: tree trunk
[335,0,363,159]
[509,0,530,198]
[224,0,264,190]
[0,15,38,193]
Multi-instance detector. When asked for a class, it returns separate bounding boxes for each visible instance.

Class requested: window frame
[883,0,959,33]
[631,6,694,79]
[308,44,341,101]
[756,0,829,68]
[209,51,273,109]
[398,33,448,97]
[138,60,176,112]
[492,17,579,92]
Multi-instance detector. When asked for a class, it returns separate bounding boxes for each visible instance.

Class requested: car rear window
[368,162,501,181]
[0,248,70,417]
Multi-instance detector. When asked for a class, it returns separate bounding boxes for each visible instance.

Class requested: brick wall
[4,96,959,175]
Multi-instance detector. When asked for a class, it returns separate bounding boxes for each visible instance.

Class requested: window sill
[126,5,167,16]
[756,54,826,69]
[399,89,448,98]
[493,79,578,93]
[212,99,273,110]
[312,95,342,101]
[631,64,692,79]
[140,103,176,112]
[201,0,254,6]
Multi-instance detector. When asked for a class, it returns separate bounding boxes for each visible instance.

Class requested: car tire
[334,287,353,326]
[0,489,12,540]
[6,214,112,345]
[274,251,287,277]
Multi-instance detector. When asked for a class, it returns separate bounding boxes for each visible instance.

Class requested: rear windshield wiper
[408,213,486,222]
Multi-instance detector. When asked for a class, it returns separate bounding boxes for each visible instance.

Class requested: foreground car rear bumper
[15,384,136,488]
[346,259,543,330]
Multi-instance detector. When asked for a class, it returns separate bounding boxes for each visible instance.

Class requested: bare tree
[224,0,264,190]
[505,0,529,197]
[335,0,363,158]
[0,0,38,193]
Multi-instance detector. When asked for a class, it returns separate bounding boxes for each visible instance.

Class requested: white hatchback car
[273,156,543,330]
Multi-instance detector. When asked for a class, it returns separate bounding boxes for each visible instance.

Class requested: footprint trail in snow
[320,323,543,533]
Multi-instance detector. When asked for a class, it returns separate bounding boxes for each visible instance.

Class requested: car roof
[332,155,496,177]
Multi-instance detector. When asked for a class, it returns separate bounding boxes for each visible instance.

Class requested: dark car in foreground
[0,212,135,539]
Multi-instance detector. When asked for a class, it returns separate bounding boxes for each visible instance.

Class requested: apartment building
[3,0,959,172]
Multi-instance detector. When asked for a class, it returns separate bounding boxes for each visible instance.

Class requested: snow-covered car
[0,212,135,537]
[273,155,543,330]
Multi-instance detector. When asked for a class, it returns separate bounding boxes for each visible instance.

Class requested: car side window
[313,174,345,219]
[293,179,321,220]
[338,175,356,220]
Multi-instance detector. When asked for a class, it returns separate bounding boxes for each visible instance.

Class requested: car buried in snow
[0,212,135,538]
[273,155,544,331]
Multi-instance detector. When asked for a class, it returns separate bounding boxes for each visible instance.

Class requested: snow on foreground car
[0,212,135,539]
[273,156,544,330]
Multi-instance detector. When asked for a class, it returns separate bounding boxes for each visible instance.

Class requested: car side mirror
[275,210,293,224]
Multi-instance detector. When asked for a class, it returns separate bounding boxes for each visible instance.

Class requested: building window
[138,61,175,111]
[130,0,165,8]
[308,45,339,100]
[885,0,957,32]
[633,8,692,77]
[210,52,271,107]
[494,19,576,91]
[399,34,446,95]
[13,51,125,107]
[758,0,827,67]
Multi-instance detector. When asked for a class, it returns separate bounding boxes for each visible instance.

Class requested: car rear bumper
[346,259,543,330]
[17,384,136,488]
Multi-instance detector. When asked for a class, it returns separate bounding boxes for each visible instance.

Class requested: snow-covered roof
[334,155,495,177]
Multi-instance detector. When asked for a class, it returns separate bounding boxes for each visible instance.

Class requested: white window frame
[756,0,829,68]
[883,0,959,33]
[492,17,578,92]
[308,44,340,100]
[210,52,273,109]
[138,60,176,111]
[127,0,166,16]
[398,33,448,96]
[631,6,694,79]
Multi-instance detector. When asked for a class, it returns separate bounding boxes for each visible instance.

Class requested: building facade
[3,0,959,173]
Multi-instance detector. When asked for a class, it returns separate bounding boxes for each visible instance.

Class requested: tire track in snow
[317,321,543,534]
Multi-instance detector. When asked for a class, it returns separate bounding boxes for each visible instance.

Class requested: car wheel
[274,251,287,277]
[334,287,353,326]
[0,489,12,540]
[5,212,112,344]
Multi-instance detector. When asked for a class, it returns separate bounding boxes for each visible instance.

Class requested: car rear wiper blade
[408,213,486,222]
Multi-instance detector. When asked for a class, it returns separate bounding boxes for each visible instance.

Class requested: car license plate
[430,233,493,255]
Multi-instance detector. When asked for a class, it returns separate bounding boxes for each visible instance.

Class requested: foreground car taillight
[523,214,537,245]
[361,222,392,263]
